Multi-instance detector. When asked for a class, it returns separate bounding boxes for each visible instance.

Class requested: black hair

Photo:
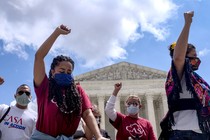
[186,43,196,54]
[169,43,196,58]
[16,84,31,93]
[48,55,81,118]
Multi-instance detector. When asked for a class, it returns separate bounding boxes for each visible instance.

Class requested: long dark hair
[48,55,81,117]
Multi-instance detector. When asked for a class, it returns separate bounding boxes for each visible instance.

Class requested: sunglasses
[127,102,139,107]
[17,91,31,96]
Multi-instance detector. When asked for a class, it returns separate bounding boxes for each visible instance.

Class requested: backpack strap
[0,107,10,123]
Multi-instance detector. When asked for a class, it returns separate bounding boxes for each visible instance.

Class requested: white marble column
[146,94,157,136]
[161,94,168,116]
[97,96,105,129]
[115,96,121,136]
[115,96,121,112]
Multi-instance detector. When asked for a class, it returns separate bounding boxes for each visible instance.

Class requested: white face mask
[16,93,31,106]
[127,104,139,115]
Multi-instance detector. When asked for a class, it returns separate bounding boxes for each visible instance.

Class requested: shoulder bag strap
[0,107,10,123]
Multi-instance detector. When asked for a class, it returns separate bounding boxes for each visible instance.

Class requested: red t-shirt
[111,112,157,140]
[34,75,92,137]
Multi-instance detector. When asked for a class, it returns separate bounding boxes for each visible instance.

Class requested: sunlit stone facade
[75,61,168,139]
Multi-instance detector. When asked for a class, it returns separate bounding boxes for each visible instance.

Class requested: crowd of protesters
[0,11,209,140]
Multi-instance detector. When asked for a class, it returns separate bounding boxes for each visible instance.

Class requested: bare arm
[81,119,93,140]
[33,25,71,87]
[173,11,194,80]
[112,83,122,97]
[82,109,109,140]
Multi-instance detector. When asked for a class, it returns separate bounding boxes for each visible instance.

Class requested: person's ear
[139,104,142,109]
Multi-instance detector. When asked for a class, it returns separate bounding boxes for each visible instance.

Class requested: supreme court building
[74,61,168,139]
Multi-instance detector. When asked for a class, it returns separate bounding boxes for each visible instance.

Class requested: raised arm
[173,11,194,80]
[33,25,71,87]
[105,83,122,121]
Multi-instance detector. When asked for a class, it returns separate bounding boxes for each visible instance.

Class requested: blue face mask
[54,73,74,87]
[127,104,139,115]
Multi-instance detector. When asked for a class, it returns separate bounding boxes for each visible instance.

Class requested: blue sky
[0,0,210,105]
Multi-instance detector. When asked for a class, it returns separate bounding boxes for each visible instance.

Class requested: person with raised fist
[105,83,156,140]
[31,25,109,140]
[159,11,210,140]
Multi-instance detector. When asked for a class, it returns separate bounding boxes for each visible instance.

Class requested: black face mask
[187,57,201,71]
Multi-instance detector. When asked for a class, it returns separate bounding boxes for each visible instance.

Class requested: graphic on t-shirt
[3,115,26,130]
[126,123,146,138]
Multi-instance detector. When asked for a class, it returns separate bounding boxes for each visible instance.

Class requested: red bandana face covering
[187,57,201,71]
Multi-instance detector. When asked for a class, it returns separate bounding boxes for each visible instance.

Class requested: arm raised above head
[112,82,122,96]
[173,11,194,80]
[33,25,71,87]
[105,82,122,122]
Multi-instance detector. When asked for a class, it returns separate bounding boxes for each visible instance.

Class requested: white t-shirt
[0,104,37,140]
[172,75,202,133]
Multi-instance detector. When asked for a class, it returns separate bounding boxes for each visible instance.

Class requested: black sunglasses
[18,91,31,96]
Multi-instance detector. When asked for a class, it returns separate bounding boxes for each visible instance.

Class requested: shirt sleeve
[105,95,117,121]
[34,74,49,99]
[76,85,92,113]
[0,104,9,117]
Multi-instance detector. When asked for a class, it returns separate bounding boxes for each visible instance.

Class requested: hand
[113,82,122,96]
[184,11,194,25]
[55,24,71,35]
[76,82,80,85]
[0,77,4,85]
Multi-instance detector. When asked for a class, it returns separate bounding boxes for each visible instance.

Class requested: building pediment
[75,61,167,81]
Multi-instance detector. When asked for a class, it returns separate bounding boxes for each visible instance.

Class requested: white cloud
[0,0,178,68]
[198,48,210,57]
[2,39,29,59]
